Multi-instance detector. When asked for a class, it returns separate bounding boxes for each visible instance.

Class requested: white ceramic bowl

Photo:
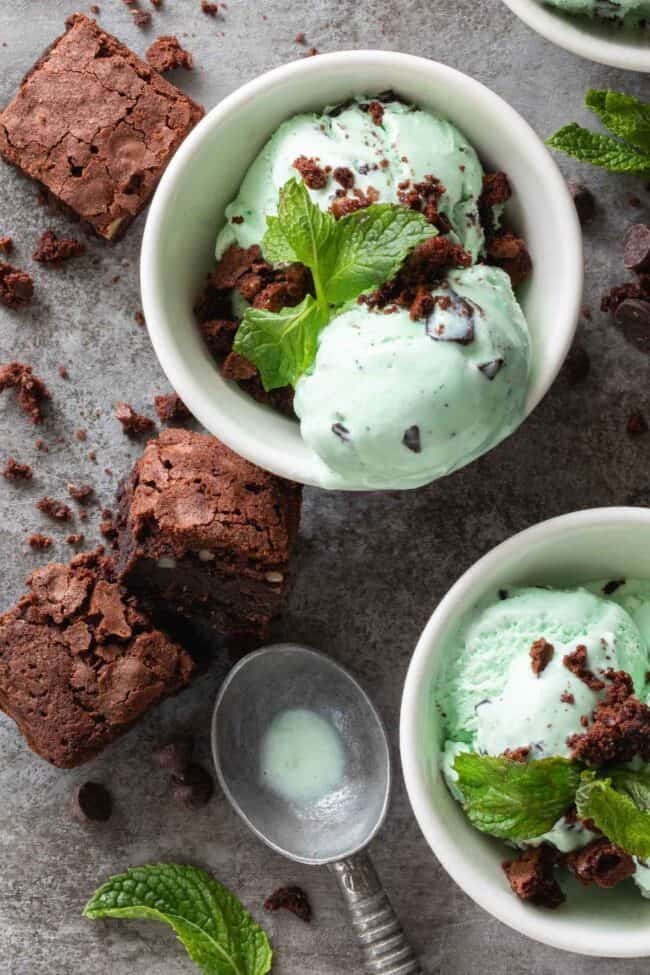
[401,507,650,957]
[502,0,650,71]
[141,51,582,489]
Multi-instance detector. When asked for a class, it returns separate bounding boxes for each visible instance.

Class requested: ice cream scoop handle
[329,850,423,974]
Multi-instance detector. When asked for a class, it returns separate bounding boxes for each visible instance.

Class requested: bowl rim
[141,49,583,488]
[501,0,650,71]
[400,505,650,957]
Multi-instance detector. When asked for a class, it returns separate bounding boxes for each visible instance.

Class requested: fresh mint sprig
[83,863,272,975]
[233,178,437,390]
[452,752,581,842]
[576,769,650,860]
[547,89,650,173]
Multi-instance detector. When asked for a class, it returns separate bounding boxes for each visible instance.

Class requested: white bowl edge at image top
[141,50,582,489]
[501,0,650,71]
[400,506,650,959]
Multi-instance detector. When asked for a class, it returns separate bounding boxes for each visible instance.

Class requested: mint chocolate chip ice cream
[436,582,650,903]
[541,0,650,24]
[209,95,532,491]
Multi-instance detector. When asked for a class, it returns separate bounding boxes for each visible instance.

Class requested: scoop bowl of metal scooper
[211,643,423,975]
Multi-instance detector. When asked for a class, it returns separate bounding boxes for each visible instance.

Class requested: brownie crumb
[0,262,33,307]
[146,35,193,72]
[75,429,87,442]
[87,450,96,462]
[154,392,192,423]
[503,745,531,762]
[0,236,13,254]
[67,482,94,503]
[292,155,328,190]
[563,644,605,691]
[3,457,32,481]
[33,229,84,266]
[222,351,257,381]
[602,578,625,595]
[133,9,152,25]
[264,885,312,923]
[567,838,635,889]
[58,365,68,379]
[294,31,306,43]
[481,172,511,207]
[37,496,73,522]
[66,533,85,546]
[560,691,575,705]
[568,670,650,766]
[201,0,220,12]
[28,532,53,550]
[502,845,564,909]
[35,439,48,452]
[0,362,50,424]
[567,181,595,224]
[134,311,145,326]
[486,232,532,287]
[90,4,100,12]
[530,637,554,676]
[627,411,648,436]
[333,166,355,190]
[305,47,319,57]
[115,402,156,437]
[367,100,384,126]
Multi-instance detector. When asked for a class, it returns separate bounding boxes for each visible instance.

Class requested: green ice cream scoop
[293,265,530,491]
[215,97,486,261]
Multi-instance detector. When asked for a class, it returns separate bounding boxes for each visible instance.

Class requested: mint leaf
[546,123,650,173]
[576,770,650,859]
[453,752,581,841]
[234,294,328,389]
[262,216,298,265]
[324,204,436,305]
[83,863,272,975]
[270,179,336,296]
[586,89,650,153]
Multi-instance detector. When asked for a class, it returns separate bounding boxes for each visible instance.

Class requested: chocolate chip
[264,885,312,922]
[602,578,625,595]
[71,782,112,823]
[624,224,650,273]
[614,299,650,354]
[402,425,421,453]
[153,738,194,775]
[567,180,595,224]
[332,422,350,442]
[170,763,214,806]
[478,358,504,380]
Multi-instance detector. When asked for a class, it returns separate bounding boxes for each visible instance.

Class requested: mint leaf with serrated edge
[576,770,650,859]
[586,89,650,154]
[240,178,435,389]
[234,294,329,390]
[453,753,581,842]
[546,124,650,173]
[83,863,272,975]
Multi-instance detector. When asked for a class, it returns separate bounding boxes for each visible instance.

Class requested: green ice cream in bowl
[141,52,582,489]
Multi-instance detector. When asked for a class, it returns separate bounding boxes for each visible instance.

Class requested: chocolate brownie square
[0,14,204,240]
[0,549,195,767]
[116,429,302,644]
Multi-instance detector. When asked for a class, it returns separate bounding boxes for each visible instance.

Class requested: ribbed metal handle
[329,850,423,974]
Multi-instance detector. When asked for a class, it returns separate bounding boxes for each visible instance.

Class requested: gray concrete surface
[0,2,649,973]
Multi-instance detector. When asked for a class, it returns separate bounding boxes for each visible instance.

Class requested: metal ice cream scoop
[211,643,423,975]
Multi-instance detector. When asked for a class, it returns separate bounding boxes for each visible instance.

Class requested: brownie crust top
[0,13,204,239]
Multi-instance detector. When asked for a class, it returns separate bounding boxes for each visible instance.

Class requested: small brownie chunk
[3,457,32,481]
[154,392,192,423]
[33,229,85,266]
[502,844,565,909]
[567,838,635,889]
[146,36,193,73]
[115,401,156,436]
[0,362,50,424]
[0,262,33,307]
[0,549,195,767]
[0,14,204,241]
[37,496,73,522]
[116,429,302,643]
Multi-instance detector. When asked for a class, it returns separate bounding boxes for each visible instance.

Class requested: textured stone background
[1,2,649,973]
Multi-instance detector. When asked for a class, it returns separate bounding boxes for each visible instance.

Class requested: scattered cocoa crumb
[305,47,319,56]
[3,457,32,481]
[33,229,84,265]
[100,515,117,541]
[560,691,575,705]
[0,262,33,307]
[530,637,554,676]
[35,439,48,452]
[90,4,100,12]
[87,451,97,462]
[293,155,328,190]
[67,482,94,503]
[563,644,605,691]
[222,351,257,381]
[154,392,192,423]
[264,886,312,923]
[79,509,88,522]
[333,166,354,190]
[114,402,156,437]
[75,429,87,442]
[503,746,531,762]
[36,496,73,522]
[294,31,306,43]
[146,35,193,72]
[583,307,592,320]
[486,232,532,287]
[201,0,219,12]
[66,533,85,545]
[133,9,152,25]
[28,533,53,550]
[0,236,13,254]
[134,311,145,326]
[502,845,565,909]
[58,365,68,379]
[627,411,648,435]
[104,467,112,476]
[0,362,50,423]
